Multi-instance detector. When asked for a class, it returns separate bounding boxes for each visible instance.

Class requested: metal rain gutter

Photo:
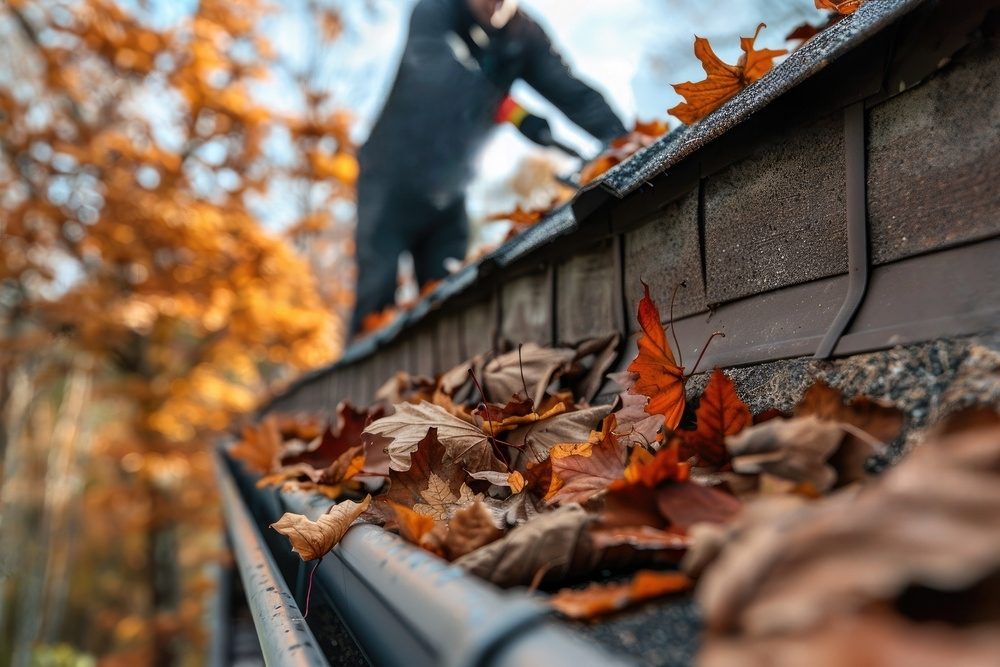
[280,489,635,667]
[217,453,331,667]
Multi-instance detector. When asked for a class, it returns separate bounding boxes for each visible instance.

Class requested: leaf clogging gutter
[219,452,634,667]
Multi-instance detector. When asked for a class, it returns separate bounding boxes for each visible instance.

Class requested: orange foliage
[669,23,786,124]
[627,282,687,430]
[679,368,751,468]
[816,0,862,14]
[579,120,669,185]
[0,0,354,661]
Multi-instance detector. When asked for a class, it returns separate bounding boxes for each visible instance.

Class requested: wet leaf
[271,495,372,561]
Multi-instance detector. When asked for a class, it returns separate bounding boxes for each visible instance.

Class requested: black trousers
[349,174,469,335]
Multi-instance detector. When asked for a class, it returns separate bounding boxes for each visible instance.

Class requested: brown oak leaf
[270,495,372,561]
[669,23,786,124]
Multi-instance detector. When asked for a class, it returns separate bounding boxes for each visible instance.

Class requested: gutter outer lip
[279,488,636,667]
[217,452,331,667]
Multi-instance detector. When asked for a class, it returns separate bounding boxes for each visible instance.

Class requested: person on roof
[349,0,626,335]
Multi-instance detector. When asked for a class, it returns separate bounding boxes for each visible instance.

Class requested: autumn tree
[0,0,353,663]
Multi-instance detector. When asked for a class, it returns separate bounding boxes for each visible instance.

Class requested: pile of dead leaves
[228,276,1000,652]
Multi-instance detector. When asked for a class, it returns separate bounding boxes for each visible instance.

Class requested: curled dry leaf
[726,414,883,492]
[696,426,1000,642]
[282,401,383,469]
[627,282,686,431]
[549,570,692,620]
[794,380,903,446]
[363,401,505,473]
[455,505,594,586]
[669,23,787,124]
[506,404,613,469]
[679,368,751,468]
[270,495,372,561]
[384,500,438,546]
[701,608,1000,667]
[481,343,577,407]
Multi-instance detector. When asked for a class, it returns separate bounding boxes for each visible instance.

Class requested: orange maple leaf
[679,368,751,468]
[579,120,669,185]
[669,23,787,125]
[486,204,548,226]
[627,282,686,431]
[816,0,862,14]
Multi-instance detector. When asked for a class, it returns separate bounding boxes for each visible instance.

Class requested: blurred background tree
[0,0,356,664]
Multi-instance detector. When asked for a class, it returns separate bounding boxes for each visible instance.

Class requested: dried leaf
[384,500,438,546]
[696,426,1000,641]
[270,495,372,561]
[627,282,686,431]
[454,505,597,587]
[679,368,751,468]
[726,415,874,493]
[506,404,613,468]
[545,416,627,505]
[794,380,903,446]
[380,428,483,522]
[444,501,505,559]
[608,371,665,448]
[230,415,282,474]
[481,344,577,407]
[669,23,786,124]
[579,120,668,185]
[549,570,691,619]
[282,401,382,469]
[816,0,862,14]
[363,401,504,473]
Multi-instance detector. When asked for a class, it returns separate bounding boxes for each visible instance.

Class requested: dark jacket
[358,0,626,204]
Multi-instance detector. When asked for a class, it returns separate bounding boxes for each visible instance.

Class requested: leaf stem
[670,281,688,369]
[688,331,725,378]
